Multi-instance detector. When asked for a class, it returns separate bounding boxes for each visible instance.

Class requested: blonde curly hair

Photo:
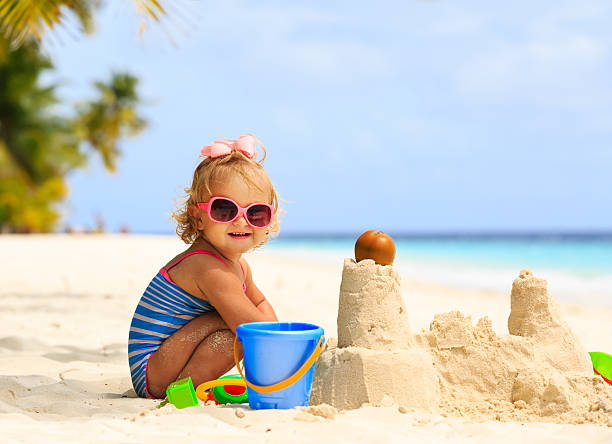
[172,144,281,246]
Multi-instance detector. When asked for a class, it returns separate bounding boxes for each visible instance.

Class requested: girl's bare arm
[241,258,277,319]
[194,256,276,332]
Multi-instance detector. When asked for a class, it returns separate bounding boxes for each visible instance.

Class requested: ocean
[266,234,612,306]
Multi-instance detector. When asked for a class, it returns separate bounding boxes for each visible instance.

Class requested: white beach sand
[1,234,611,443]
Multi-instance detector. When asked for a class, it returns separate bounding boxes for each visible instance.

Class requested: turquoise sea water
[266,235,612,305]
[268,236,612,273]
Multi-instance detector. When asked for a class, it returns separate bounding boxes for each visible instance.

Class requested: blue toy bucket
[235,322,324,410]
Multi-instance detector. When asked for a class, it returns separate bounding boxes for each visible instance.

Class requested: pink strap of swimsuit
[160,250,247,292]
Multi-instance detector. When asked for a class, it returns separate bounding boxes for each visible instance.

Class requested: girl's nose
[233,211,250,226]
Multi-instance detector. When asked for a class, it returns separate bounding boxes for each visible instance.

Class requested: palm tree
[0,0,166,47]
[0,1,154,232]
[74,73,147,172]
[0,37,79,231]
[0,36,147,232]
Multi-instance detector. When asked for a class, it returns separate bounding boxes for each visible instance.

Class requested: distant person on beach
[128,134,280,398]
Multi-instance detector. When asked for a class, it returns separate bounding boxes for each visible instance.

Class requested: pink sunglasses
[197,197,274,229]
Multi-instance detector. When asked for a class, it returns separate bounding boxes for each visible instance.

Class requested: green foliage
[0,0,166,48]
[0,36,147,232]
[0,1,159,232]
[0,167,67,232]
[0,37,79,231]
[0,0,96,46]
[75,73,147,172]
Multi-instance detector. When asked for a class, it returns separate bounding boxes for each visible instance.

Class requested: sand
[1,234,611,443]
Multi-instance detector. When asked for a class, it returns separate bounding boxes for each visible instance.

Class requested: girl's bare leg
[146,311,239,398]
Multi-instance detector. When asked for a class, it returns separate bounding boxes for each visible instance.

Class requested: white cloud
[453,1,612,109]
[427,8,485,35]
[456,33,610,108]
[188,1,395,84]
[263,40,393,83]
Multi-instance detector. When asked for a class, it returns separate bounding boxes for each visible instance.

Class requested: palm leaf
[0,0,172,47]
[135,0,166,21]
[0,0,95,46]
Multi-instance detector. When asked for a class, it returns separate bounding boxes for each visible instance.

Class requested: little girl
[128,134,280,399]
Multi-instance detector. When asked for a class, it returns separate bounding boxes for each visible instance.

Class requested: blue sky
[43,1,612,234]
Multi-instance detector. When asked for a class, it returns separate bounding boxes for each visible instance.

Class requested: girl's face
[193,172,271,258]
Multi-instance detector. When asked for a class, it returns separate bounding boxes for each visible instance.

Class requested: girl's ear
[188,205,197,218]
[188,205,206,230]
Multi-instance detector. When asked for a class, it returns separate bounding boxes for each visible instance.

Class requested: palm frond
[135,0,165,21]
[74,73,148,173]
[0,1,192,48]
[0,0,95,47]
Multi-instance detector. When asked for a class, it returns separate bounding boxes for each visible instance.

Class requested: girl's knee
[208,329,235,355]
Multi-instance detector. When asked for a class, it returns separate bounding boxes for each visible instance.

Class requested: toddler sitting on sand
[127,134,279,398]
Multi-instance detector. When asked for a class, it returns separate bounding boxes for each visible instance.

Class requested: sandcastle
[311,261,612,424]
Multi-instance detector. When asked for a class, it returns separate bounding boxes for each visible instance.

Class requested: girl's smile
[228,232,252,239]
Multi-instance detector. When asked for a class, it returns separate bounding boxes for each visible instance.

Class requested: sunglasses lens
[247,204,272,227]
[210,198,238,222]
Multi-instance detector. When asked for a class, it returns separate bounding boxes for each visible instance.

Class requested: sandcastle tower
[337,258,410,349]
[310,259,440,410]
[507,269,592,373]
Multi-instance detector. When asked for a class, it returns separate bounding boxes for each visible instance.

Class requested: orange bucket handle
[233,334,325,393]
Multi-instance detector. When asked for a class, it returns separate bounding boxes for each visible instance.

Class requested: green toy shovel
[589,351,612,385]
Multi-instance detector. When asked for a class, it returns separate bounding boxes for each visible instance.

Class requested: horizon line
[96,229,612,240]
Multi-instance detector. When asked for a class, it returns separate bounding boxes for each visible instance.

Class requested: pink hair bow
[201,134,257,159]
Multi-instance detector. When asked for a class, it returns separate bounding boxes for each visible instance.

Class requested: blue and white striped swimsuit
[128,250,244,398]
